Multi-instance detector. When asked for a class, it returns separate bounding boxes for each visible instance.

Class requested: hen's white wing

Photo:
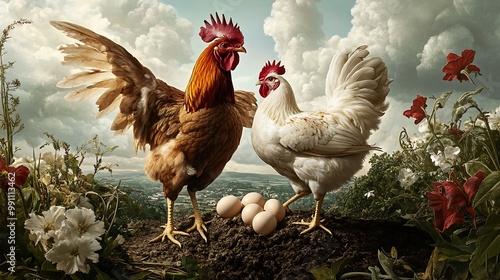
[278,111,377,158]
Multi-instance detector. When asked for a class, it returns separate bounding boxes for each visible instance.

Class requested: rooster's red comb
[259,60,286,80]
[199,13,244,45]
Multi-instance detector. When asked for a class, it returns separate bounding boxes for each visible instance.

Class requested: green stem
[17,187,28,219]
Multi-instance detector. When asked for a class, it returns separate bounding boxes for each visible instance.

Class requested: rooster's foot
[149,224,189,247]
[293,219,332,235]
[186,216,210,242]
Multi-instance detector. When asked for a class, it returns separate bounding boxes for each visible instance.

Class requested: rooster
[252,46,390,234]
[51,14,257,247]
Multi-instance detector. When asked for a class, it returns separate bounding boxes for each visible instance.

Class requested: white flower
[487,106,500,130]
[39,173,51,187]
[24,206,66,251]
[398,168,418,188]
[430,146,460,173]
[45,236,101,274]
[61,208,105,240]
[364,190,375,198]
[42,152,66,172]
[12,156,48,174]
[463,119,486,132]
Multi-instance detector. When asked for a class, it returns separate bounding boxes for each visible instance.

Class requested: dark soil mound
[119,210,433,279]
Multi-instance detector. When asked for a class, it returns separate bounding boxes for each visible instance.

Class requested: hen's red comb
[199,13,244,45]
[259,60,286,80]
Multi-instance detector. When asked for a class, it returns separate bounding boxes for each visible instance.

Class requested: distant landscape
[96,171,344,217]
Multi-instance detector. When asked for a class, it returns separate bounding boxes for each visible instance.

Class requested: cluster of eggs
[216,192,286,235]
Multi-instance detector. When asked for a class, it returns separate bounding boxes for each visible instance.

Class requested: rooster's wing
[51,21,183,151]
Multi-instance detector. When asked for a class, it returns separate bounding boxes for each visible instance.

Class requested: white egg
[241,192,265,207]
[241,204,263,225]
[263,199,286,222]
[216,195,242,218]
[252,211,277,235]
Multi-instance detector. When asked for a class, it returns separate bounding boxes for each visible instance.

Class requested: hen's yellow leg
[294,195,332,235]
[186,191,208,242]
[149,197,189,247]
[283,190,311,212]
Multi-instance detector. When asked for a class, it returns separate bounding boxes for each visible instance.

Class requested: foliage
[311,247,418,280]
[330,151,441,220]
[0,18,31,165]
[401,86,500,279]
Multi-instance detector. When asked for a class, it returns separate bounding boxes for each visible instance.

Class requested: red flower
[450,124,464,140]
[442,49,481,82]
[0,158,30,191]
[403,95,427,124]
[427,171,485,232]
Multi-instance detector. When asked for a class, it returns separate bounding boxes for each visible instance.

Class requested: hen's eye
[266,77,274,82]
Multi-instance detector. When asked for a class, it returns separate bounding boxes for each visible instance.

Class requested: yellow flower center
[70,246,79,256]
[78,223,89,233]
[43,221,55,233]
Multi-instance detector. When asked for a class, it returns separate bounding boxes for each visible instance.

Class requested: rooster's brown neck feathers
[185,41,235,112]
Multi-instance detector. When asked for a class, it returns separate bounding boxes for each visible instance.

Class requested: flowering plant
[400,49,500,279]
[24,205,111,274]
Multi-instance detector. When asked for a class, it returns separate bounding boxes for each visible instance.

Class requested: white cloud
[1,0,196,173]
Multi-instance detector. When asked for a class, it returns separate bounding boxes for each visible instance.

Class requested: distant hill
[96,171,342,216]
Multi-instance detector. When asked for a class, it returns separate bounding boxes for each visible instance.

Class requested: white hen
[251,46,390,234]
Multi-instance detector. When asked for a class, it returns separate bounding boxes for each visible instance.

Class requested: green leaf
[331,257,353,279]
[41,260,58,272]
[128,272,151,280]
[473,171,500,207]
[310,265,337,280]
[378,249,400,279]
[470,213,500,270]
[436,235,473,263]
[92,264,112,280]
[411,218,445,243]
[433,91,453,111]
[464,160,492,178]
[451,87,484,123]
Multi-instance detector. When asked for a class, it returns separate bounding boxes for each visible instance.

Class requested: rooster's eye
[220,43,228,49]
[266,77,274,82]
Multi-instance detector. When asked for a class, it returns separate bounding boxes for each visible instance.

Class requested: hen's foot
[293,219,332,235]
[149,223,189,247]
[283,191,311,213]
[294,194,332,235]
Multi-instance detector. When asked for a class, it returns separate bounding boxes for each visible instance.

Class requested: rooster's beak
[255,80,263,86]
[234,46,247,53]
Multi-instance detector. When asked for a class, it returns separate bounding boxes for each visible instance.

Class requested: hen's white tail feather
[325,45,390,139]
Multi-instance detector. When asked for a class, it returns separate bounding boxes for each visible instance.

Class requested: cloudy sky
[1,0,500,176]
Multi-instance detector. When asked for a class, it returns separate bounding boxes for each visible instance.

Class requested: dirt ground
[116,210,433,279]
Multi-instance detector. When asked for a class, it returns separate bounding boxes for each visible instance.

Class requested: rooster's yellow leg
[293,195,332,235]
[149,197,189,247]
[283,190,311,212]
[186,191,208,242]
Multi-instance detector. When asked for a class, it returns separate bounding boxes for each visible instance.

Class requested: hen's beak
[234,46,247,53]
[255,80,263,86]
